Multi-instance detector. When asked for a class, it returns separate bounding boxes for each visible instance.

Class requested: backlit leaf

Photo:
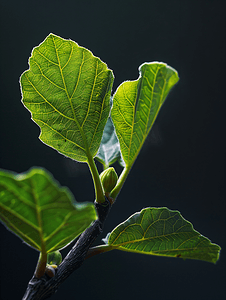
[111,62,179,167]
[20,34,114,162]
[107,207,220,263]
[0,168,97,253]
[95,117,125,168]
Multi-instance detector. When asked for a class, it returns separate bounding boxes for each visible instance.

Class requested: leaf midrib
[115,245,217,255]
[110,228,200,247]
[30,177,46,254]
[110,218,193,248]
[51,35,95,158]
[128,65,161,165]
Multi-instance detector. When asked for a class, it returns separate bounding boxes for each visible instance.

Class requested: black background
[0,0,225,299]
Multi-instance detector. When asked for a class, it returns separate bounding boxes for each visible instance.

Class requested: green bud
[100,167,118,194]
[47,250,62,266]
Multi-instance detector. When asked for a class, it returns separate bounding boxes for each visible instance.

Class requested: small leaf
[95,117,125,168]
[111,62,179,167]
[20,34,114,162]
[0,168,97,253]
[107,207,220,263]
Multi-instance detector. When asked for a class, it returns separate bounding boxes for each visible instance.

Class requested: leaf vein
[24,73,75,121]
[33,118,86,151]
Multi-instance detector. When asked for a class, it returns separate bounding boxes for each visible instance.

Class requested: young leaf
[106,207,220,263]
[111,62,179,167]
[95,117,125,168]
[0,168,97,253]
[20,34,114,162]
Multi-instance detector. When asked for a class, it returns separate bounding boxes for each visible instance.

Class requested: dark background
[0,0,225,299]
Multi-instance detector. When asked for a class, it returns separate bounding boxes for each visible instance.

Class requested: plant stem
[110,166,131,199]
[85,245,114,259]
[35,252,47,278]
[22,199,111,300]
[87,156,105,203]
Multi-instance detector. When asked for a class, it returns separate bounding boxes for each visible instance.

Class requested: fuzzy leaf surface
[111,62,179,167]
[20,34,114,162]
[107,207,220,263]
[0,168,97,253]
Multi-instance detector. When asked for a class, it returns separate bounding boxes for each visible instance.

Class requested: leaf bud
[47,250,62,266]
[100,167,118,194]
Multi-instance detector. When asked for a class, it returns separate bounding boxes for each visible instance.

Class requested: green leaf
[111,62,179,167]
[20,33,114,162]
[95,117,125,168]
[107,207,220,263]
[0,168,97,253]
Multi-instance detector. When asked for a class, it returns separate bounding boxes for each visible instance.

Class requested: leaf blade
[0,168,97,253]
[95,117,125,168]
[107,207,220,263]
[20,34,114,162]
[111,62,179,167]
